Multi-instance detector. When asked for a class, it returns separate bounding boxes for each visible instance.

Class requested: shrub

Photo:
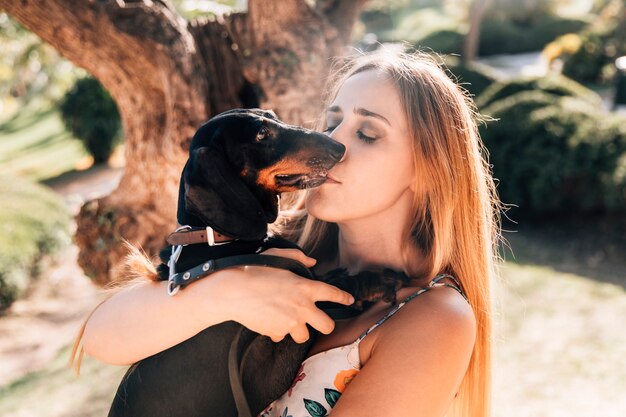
[389,7,459,44]
[561,27,624,84]
[0,175,72,310]
[59,77,122,164]
[443,56,499,98]
[415,29,464,55]
[544,1,626,84]
[475,74,603,109]
[478,15,588,56]
[480,91,626,217]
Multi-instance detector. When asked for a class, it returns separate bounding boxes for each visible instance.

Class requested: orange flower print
[333,369,359,392]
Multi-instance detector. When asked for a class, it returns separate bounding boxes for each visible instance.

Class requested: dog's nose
[330,142,346,162]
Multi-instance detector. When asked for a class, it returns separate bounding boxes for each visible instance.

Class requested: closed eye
[323,126,377,144]
[357,131,376,143]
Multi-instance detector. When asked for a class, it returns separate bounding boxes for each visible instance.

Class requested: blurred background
[0,0,624,416]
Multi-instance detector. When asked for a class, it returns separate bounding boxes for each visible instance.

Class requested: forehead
[330,70,405,125]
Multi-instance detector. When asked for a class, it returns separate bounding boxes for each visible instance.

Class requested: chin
[305,193,340,223]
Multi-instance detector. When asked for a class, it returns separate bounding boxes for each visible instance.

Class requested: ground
[0,164,123,386]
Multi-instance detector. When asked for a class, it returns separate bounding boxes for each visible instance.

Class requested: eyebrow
[327,105,391,127]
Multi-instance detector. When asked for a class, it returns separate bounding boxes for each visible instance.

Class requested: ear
[182,147,269,240]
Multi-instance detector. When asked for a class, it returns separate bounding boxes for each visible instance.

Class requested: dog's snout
[329,141,346,162]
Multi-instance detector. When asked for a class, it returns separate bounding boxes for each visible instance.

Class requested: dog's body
[108,109,411,417]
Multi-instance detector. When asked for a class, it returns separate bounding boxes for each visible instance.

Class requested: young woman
[82,46,502,417]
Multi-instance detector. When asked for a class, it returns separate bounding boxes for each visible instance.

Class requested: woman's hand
[217,248,354,344]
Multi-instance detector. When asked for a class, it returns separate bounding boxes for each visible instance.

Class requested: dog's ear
[182,147,269,240]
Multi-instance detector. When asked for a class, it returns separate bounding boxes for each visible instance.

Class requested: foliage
[373,4,589,57]
[478,14,588,56]
[475,73,603,109]
[0,103,88,181]
[543,0,626,84]
[415,28,465,55]
[0,175,72,310]
[58,77,122,164]
[0,13,82,119]
[383,6,460,44]
[484,0,557,25]
[443,55,500,97]
[479,90,626,217]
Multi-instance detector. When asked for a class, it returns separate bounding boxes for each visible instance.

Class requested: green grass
[0,102,88,182]
[0,174,72,309]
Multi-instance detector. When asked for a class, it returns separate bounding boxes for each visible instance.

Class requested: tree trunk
[463,0,492,63]
[1,0,366,285]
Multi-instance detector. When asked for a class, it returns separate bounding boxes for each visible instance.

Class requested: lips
[326,175,341,184]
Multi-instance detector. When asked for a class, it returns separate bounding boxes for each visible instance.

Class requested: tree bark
[1,0,366,284]
[463,0,493,63]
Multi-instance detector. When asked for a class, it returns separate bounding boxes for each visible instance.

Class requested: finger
[289,325,311,344]
[270,334,285,343]
[311,281,355,305]
[279,248,315,266]
[260,248,316,267]
[306,308,336,335]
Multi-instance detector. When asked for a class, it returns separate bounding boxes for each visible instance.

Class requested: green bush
[478,15,588,56]
[555,1,626,84]
[365,3,588,57]
[475,74,603,109]
[388,7,459,44]
[59,77,122,164]
[561,24,625,84]
[480,91,626,217]
[443,56,499,98]
[415,29,464,55]
[0,175,72,310]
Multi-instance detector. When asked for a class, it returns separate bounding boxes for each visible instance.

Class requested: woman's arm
[82,249,355,366]
[329,286,476,417]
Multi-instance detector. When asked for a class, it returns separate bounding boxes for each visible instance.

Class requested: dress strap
[428,273,469,303]
[354,273,468,344]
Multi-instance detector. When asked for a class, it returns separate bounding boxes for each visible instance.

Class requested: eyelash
[323,126,377,144]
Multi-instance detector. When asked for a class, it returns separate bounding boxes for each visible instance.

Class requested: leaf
[324,388,342,408]
[304,398,327,417]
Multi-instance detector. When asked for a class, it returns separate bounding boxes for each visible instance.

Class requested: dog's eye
[256,127,270,142]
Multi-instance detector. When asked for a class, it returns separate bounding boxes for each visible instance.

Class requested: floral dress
[257,274,467,417]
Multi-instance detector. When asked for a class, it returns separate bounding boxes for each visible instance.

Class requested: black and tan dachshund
[108,109,411,417]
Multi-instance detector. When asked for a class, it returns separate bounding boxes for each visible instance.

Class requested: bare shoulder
[370,283,477,360]
[329,283,477,416]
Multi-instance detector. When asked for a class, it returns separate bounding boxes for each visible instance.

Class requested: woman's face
[305,69,416,223]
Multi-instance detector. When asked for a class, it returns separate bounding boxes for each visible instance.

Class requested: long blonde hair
[272,46,503,417]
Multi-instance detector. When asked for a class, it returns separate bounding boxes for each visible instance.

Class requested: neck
[333,189,423,277]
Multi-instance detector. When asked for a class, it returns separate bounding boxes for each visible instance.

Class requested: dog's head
[177,108,345,240]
